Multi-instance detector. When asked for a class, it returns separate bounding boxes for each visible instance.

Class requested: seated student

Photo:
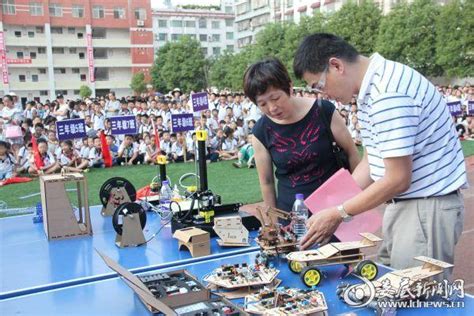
[171,132,194,162]
[16,142,32,174]
[106,135,119,165]
[80,137,93,161]
[209,128,224,162]
[349,115,362,146]
[159,131,172,159]
[28,139,61,175]
[117,134,141,165]
[137,134,148,163]
[0,140,16,180]
[59,140,89,172]
[47,130,59,158]
[145,136,160,165]
[88,137,104,168]
[233,134,256,168]
[219,127,238,160]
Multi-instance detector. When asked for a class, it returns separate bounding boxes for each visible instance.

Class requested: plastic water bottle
[159,180,173,221]
[291,193,308,240]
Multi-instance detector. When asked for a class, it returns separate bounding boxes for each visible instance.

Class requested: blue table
[0,206,258,299]
[0,251,471,315]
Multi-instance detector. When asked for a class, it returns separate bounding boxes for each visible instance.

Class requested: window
[134,8,146,20]
[73,90,80,95]
[170,34,181,41]
[225,19,233,27]
[30,2,43,16]
[226,32,233,40]
[30,52,37,59]
[49,3,62,17]
[158,33,167,41]
[72,4,84,18]
[94,68,109,81]
[38,47,46,54]
[171,20,183,28]
[211,34,220,42]
[2,0,15,15]
[77,32,83,39]
[40,90,48,96]
[198,19,207,29]
[17,51,24,58]
[54,68,66,74]
[226,45,234,52]
[28,31,34,38]
[32,74,38,82]
[92,28,106,39]
[287,0,293,8]
[39,68,46,74]
[93,48,107,59]
[14,31,21,38]
[92,5,104,19]
[55,90,67,96]
[36,26,44,33]
[201,47,208,56]
[184,21,195,28]
[80,74,86,81]
[199,34,207,42]
[52,47,64,54]
[211,21,220,29]
[72,68,80,74]
[51,27,62,34]
[68,27,75,34]
[158,20,167,28]
[225,6,233,13]
[212,47,221,56]
[19,75,26,82]
[79,52,85,59]
[69,48,77,54]
[114,7,125,19]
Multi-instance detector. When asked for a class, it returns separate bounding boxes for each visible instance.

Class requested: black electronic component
[112,202,147,236]
[99,177,136,207]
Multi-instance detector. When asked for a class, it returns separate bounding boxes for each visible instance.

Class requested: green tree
[150,36,208,92]
[435,0,474,77]
[376,0,442,76]
[326,1,381,55]
[130,72,147,95]
[79,85,92,98]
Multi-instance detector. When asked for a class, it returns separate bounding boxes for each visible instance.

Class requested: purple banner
[447,101,462,117]
[171,113,194,132]
[468,101,474,116]
[110,115,137,135]
[191,92,209,112]
[56,118,86,141]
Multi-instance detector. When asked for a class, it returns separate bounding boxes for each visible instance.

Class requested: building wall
[0,0,153,102]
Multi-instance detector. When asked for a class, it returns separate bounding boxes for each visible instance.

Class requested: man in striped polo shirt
[293,33,466,279]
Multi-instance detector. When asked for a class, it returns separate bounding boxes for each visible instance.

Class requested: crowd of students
[0,83,472,181]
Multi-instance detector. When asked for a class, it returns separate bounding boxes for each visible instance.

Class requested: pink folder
[305,168,382,242]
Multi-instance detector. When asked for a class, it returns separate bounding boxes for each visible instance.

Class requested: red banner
[0,32,9,84]
[7,58,32,64]
[86,32,95,83]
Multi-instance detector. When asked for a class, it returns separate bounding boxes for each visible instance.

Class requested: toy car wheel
[355,260,378,280]
[301,266,322,287]
[288,260,305,273]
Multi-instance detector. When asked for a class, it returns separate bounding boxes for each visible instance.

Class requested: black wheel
[112,202,147,236]
[355,260,378,281]
[99,177,136,207]
[300,266,322,287]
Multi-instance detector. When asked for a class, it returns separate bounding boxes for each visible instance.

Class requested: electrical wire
[137,200,181,246]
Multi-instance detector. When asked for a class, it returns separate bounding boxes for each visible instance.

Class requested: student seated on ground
[59,140,89,172]
[28,139,61,175]
[117,134,142,165]
[106,135,119,165]
[16,142,32,174]
[0,140,16,180]
[88,137,104,168]
[219,127,238,161]
[233,134,256,168]
[171,132,194,162]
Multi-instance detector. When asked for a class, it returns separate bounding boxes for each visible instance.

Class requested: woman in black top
[243,58,360,213]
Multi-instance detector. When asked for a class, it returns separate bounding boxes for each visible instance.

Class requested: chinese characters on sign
[191,92,209,112]
[56,119,87,141]
[468,101,474,116]
[86,32,95,83]
[447,101,462,117]
[171,113,194,133]
[110,115,137,135]
[6,58,32,64]
[0,31,9,84]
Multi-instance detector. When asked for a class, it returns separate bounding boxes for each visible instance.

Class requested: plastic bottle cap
[295,193,304,200]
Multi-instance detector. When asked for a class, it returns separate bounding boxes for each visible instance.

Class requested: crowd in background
[0,83,472,181]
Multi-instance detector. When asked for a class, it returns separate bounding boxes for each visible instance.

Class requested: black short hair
[293,33,359,79]
[37,138,47,145]
[243,58,291,105]
[63,140,73,147]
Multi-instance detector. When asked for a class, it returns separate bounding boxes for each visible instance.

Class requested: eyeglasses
[308,66,328,93]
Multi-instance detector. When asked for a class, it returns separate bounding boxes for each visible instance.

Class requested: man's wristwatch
[337,204,353,222]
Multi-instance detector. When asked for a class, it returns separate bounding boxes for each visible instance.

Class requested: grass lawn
[1,141,472,213]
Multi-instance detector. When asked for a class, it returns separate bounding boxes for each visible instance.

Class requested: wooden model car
[244,286,328,315]
[286,232,382,287]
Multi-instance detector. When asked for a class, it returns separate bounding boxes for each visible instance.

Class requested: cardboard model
[40,173,92,240]
[173,227,210,258]
[213,216,249,247]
